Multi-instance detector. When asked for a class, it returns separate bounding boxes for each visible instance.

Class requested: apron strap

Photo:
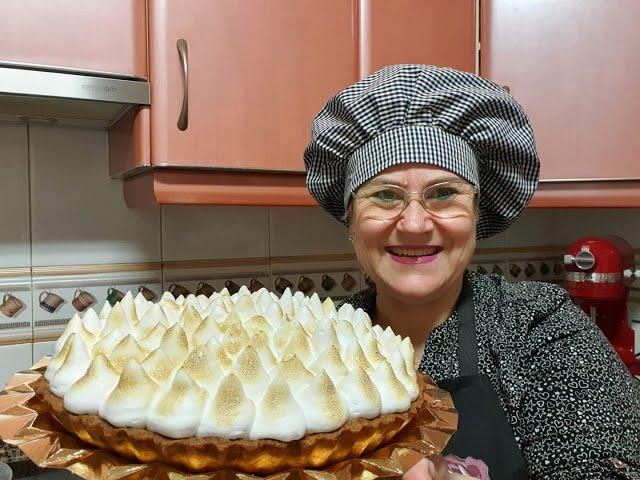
[457,276,478,377]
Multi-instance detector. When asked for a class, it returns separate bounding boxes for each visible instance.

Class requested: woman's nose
[396,200,435,232]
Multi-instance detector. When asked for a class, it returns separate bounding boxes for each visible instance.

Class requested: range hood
[0,63,150,126]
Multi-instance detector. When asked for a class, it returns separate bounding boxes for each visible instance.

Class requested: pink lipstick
[385,246,442,265]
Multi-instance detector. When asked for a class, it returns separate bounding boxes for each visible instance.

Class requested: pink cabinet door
[360,0,476,78]
[1,0,147,78]
[147,0,357,172]
[482,0,640,182]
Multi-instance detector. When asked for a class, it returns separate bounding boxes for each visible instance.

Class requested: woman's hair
[342,200,354,228]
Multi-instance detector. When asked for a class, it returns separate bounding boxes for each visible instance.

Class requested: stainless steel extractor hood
[0,63,150,126]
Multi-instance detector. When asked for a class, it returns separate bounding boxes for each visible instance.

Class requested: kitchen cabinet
[360,0,476,77]
[1,0,147,79]
[481,0,640,207]
[145,0,356,173]
[112,0,477,207]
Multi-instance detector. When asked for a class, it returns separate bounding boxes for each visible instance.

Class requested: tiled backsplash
[2,120,640,389]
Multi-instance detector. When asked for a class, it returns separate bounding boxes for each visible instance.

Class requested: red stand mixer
[564,235,640,376]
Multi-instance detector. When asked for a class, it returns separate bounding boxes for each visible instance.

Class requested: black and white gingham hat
[303,64,540,239]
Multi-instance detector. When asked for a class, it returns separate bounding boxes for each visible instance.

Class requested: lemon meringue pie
[36,286,429,473]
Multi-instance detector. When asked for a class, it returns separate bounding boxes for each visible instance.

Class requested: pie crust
[33,375,431,474]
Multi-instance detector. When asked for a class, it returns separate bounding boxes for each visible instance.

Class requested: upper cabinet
[1,0,147,78]
[359,0,476,77]
[147,0,356,172]
[110,0,477,207]
[482,0,640,207]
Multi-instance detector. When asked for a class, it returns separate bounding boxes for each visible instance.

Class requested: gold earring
[348,232,353,242]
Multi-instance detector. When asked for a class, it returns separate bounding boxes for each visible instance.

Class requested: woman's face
[349,164,477,304]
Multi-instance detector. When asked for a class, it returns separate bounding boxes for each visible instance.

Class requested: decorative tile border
[0,267,30,278]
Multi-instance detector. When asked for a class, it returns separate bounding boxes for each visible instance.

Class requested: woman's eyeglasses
[353,181,478,221]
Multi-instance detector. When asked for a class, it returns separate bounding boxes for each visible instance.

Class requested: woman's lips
[385,246,442,265]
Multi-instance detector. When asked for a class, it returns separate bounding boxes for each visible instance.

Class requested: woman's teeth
[387,247,439,257]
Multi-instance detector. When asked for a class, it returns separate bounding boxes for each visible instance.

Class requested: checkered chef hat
[303,64,540,239]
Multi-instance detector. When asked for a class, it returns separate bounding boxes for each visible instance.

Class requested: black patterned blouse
[341,271,640,479]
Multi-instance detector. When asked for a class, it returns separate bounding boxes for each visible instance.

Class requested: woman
[303,65,640,479]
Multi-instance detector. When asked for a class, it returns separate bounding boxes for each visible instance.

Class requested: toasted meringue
[49,334,91,396]
[81,308,102,336]
[254,289,273,315]
[45,334,74,381]
[119,291,137,324]
[337,303,355,322]
[205,338,233,372]
[280,323,313,365]
[337,367,382,419]
[342,340,373,372]
[134,292,151,319]
[250,377,306,441]
[197,374,255,439]
[222,314,250,358]
[322,297,338,319]
[400,337,417,376]
[54,313,95,354]
[191,315,223,346]
[160,299,183,326]
[307,293,324,320]
[63,354,119,414]
[98,301,112,319]
[100,359,159,428]
[370,361,411,413]
[134,304,165,340]
[277,354,314,399]
[336,320,357,349]
[244,315,273,337]
[309,345,349,383]
[360,331,387,367]
[142,349,177,385]
[159,324,190,365]
[181,345,224,393]
[147,370,207,438]
[262,301,284,330]
[92,330,125,358]
[292,290,306,309]
[309,323,340,356]
[301,370,349,433]
[234,294,257,322]
[353,308,372,329]
[390,350,419,401]
[108,334,147,372]
[106,302,132,336]
[138,323,168,352]
[180,305,203,337]
[294,305,316,334]
[278,288,294,318]
[48,287,421,442]
[231,346,271,401]
[249,332,278,372]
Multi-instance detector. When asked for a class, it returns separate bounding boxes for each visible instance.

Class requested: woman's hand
[403,456,484,480]
[403,458,448,480]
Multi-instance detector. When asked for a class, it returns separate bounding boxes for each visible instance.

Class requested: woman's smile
[385,245,443,264]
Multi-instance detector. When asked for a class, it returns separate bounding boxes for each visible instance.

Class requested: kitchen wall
[2,119,640,389]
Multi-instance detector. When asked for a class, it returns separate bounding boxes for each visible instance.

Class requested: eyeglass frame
[351,180,479,221]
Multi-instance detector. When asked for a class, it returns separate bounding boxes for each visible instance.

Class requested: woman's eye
[372,189,402,203]
[430,187,456,200]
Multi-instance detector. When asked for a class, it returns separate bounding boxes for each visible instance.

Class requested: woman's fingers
[403,458,436,480]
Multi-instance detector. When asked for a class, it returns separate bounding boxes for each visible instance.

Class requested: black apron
[436,281,529,480]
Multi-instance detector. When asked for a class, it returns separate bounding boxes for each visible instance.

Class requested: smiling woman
[303,65,640,479]
[350,165,477,329]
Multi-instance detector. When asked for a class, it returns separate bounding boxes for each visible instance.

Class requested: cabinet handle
[176,39,189,131]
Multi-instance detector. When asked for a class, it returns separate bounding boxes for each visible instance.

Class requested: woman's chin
[377,276,443,303]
